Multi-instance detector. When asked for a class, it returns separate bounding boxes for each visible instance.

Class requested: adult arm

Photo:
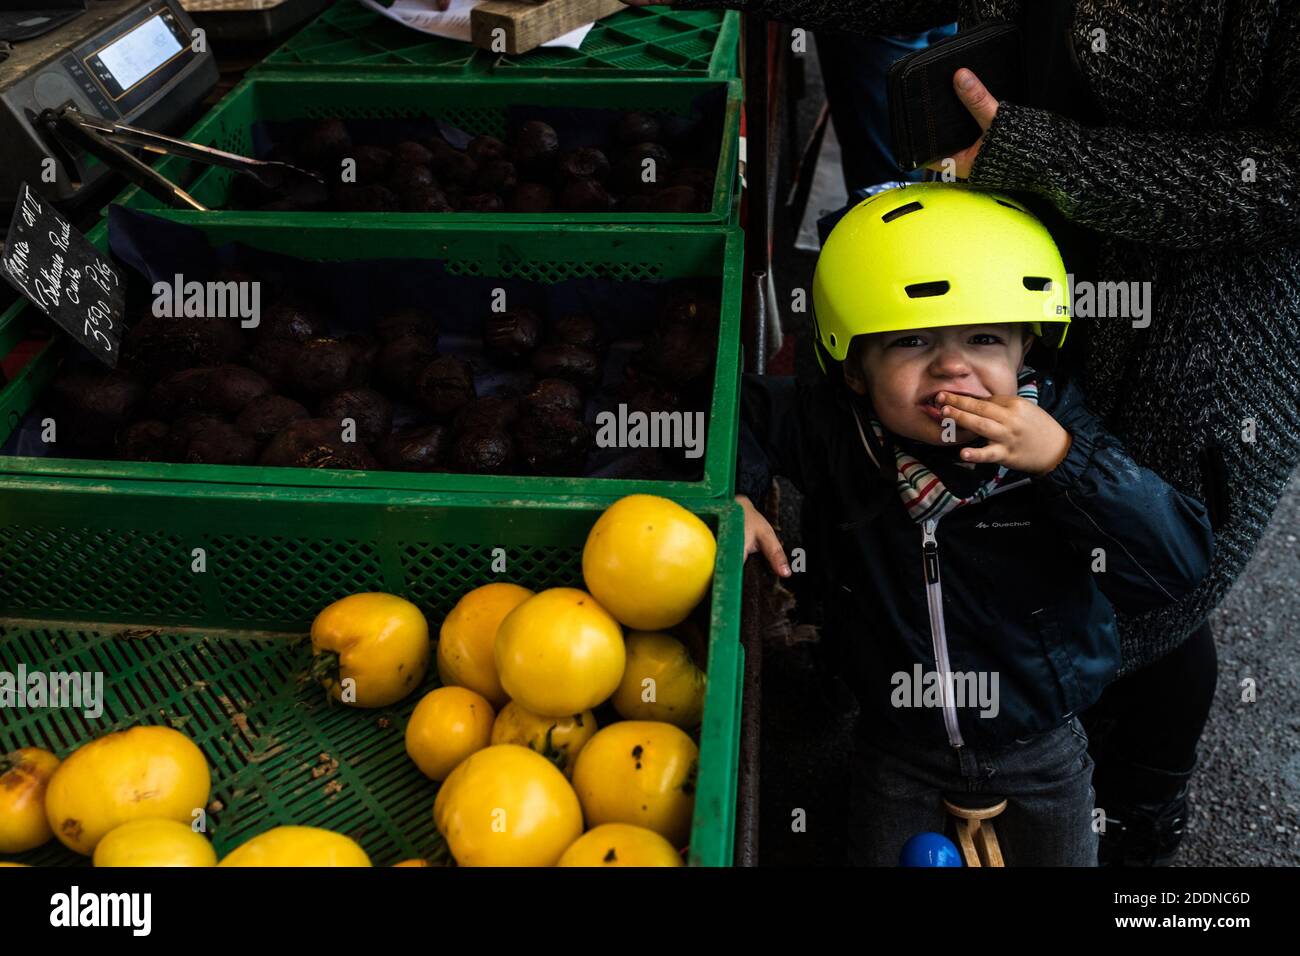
[967,6,1300,249]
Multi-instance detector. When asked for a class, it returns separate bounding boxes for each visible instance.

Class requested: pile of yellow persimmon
[0,494,717,868]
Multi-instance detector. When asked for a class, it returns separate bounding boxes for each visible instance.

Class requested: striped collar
[849,372,1040,525]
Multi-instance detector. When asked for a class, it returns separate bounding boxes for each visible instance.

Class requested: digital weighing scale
[0,0,218,207]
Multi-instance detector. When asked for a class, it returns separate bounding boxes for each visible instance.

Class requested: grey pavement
[1183,471,1300,865]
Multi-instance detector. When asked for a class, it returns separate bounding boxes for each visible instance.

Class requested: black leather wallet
[888,22,1024,172]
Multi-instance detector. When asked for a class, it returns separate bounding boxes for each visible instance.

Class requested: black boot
[1094,760,1195,867]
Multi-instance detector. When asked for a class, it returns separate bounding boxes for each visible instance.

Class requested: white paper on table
[357,0,596,50]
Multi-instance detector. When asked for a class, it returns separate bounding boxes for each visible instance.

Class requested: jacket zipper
[918,479,1032,749]
[921,517,964,749]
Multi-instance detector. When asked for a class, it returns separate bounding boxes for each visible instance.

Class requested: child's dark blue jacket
[737,371,1214,749]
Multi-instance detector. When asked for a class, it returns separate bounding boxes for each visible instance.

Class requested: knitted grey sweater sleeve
[969,22,1300,249]
[667,0,961,34]
[670,0,1298,248]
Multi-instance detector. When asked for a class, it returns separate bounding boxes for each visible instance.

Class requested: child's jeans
[849,716,1099,866]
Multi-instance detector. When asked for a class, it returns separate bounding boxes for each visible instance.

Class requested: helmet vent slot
[996,199,1025,212]
[881,201,923,223]
[1022,276,1053,291]
[904,281,950,298]
[829,333,838,347]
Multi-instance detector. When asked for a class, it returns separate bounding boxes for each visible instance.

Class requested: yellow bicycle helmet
[811,183,1071,374]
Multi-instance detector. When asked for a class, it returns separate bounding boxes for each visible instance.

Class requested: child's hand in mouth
[935,391,1073,475]
[920,389,986,423]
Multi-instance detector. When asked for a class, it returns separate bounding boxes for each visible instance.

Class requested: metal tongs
[40,106,326,211]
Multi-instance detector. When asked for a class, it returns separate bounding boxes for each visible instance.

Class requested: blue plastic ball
[899,832,963,867]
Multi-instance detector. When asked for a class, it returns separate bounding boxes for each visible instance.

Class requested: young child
[739,183,1214,866]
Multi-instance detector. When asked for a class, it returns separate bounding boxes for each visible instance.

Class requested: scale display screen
[86,14,185,99]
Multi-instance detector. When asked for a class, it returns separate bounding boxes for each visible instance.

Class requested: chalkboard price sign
[1,182,125,368]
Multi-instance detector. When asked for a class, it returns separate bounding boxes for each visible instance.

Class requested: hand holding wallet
[888,23,1024,173]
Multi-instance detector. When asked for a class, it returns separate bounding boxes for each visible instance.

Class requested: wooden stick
[973,821,1006,867]
[953,820,981,867]
[471,0,625,55]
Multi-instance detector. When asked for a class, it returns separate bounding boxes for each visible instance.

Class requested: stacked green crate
[0,483,744,867]
[256,1,478,74]
[256,3,740,80]
[109,75,742,225]
[0,218,742,498]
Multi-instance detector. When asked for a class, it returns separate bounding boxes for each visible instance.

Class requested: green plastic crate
[258,1,479,75]
[0,481,744,866]
[462,8,740,79]
[110,74,741,225]
[255,2,739,80]
[0,218,742,498]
